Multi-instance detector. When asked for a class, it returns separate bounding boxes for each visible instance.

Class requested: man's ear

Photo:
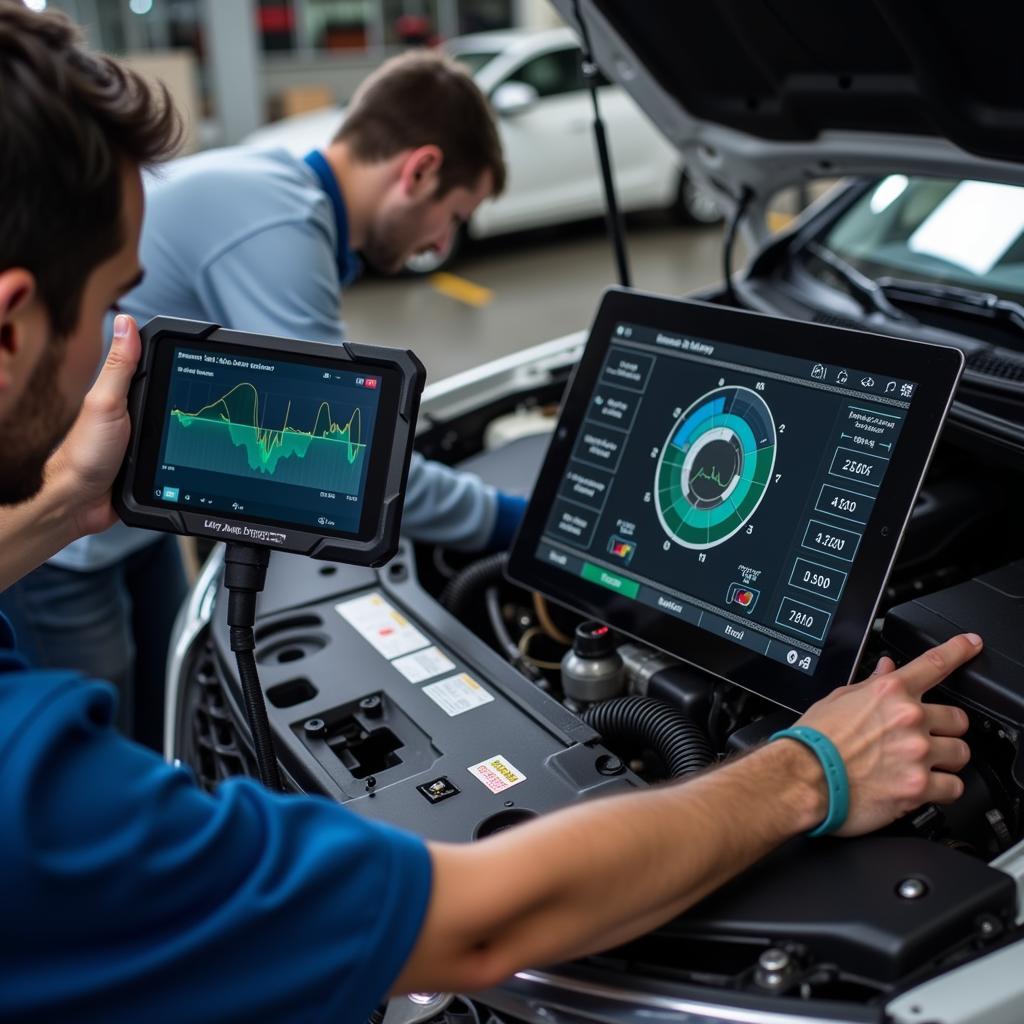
[0,268,39,394]
[399,145,444,201]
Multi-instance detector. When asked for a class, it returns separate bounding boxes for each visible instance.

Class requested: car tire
[403,224,467,276]
[673,172,724,226]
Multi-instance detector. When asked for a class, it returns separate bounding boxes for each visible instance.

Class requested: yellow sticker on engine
[468,755,526,793]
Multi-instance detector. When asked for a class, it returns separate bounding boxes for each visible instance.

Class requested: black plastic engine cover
[208,545,640,842]
[884,560,1024,727]
[654,836,1015,982]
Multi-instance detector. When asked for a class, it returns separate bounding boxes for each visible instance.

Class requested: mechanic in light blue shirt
[0,10,982,1020]
[0,50,525,749]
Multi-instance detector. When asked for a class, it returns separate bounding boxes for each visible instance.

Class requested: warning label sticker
[335,593,429,660]
[468,755,527,793]
[392,646,455,684]
[422,673,494,716]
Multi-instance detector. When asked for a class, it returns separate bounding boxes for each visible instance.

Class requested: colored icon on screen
[726,582,760,613]
[607,535,636,565]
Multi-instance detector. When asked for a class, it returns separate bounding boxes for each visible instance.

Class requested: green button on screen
[581,562,640,599]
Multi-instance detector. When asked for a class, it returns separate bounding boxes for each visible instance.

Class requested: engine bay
[171,300,1024,1020]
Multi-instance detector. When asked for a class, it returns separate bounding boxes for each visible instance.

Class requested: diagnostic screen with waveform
[154,346,383,533]
[166,381,366,493]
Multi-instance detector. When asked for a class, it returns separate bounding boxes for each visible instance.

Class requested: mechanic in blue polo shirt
[0,50,525,750]
[0,8,982,1022]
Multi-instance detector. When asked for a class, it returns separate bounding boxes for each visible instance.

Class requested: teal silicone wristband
[769,726,850,837]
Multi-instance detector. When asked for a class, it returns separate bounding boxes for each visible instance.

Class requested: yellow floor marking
[430,272,495,308]
[767,210,796,233]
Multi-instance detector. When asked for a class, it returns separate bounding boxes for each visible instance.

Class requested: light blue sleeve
[403,452,498,551]
[200,223,500,551]
[197,220,345,343]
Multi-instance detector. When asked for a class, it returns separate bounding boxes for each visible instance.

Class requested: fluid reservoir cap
[575,620,615,658]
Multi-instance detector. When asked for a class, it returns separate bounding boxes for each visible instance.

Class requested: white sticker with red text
[335,593,429,660]
[467,755,527,794]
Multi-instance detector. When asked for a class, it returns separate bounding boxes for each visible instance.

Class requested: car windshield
[820,175,1024,304]
[450,49,501,75]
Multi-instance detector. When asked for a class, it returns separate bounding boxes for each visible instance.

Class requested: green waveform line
[170,382,365,476]
[692,465,728,487]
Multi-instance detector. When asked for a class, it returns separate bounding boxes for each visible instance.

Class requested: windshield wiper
[875,276,1024,335]
[804,242,911,322]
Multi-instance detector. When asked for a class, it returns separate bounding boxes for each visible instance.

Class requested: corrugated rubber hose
[583,695,715,778]
[440,551,508,620]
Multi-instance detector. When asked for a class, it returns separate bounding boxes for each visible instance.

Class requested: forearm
[0,459,79,590]
[398,739,825,993]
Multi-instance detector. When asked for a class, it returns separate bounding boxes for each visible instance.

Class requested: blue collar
[303,150,362,287]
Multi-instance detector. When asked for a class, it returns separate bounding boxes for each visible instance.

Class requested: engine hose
[485,585,522,665]
[485,586,543,681]
[582,695,714,778]
[440,551,508,620]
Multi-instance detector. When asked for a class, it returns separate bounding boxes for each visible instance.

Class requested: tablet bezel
[507,288,964,711]
[116,317,424,566]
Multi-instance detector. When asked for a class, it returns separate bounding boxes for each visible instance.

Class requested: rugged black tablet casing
[114,316,425,567]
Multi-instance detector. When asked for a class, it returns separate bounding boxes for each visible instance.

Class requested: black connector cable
[224,543,283,791]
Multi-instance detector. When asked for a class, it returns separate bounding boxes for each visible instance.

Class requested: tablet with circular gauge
[656,386,777,549]
[508,288,964,711]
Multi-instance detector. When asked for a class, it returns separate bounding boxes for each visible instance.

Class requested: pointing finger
[892,634,983,697]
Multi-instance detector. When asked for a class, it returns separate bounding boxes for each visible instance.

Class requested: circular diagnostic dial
[655,385,777,550]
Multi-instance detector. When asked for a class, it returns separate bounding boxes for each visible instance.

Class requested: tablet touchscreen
[509,290,964,710]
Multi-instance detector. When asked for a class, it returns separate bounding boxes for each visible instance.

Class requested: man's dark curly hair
[0,1,181,334]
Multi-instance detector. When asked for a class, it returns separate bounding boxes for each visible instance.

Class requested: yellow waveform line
[172,382,365,466]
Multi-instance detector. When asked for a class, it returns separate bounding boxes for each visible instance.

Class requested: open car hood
[553,0,1024,212]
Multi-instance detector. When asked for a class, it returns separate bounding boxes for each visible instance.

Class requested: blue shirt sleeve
[0,670,432,1023]
[488,493,529,550]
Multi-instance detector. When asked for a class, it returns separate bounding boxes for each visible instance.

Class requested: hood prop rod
[574,0,632,288]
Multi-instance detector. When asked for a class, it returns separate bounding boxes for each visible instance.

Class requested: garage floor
[343,217,726,383]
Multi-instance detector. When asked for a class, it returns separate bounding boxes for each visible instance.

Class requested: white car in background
[244,27,722,272]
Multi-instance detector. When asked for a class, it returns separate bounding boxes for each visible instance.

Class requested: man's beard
[0,339,75,506]
[361,206,423,276]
